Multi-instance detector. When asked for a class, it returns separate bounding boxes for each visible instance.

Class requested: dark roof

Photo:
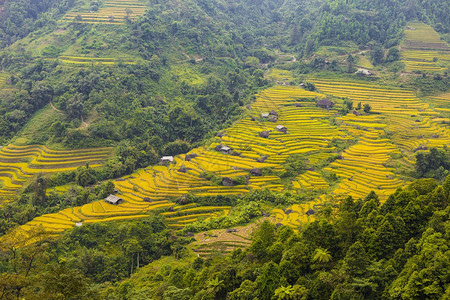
[185,153,198,161]
[259,131,270,138]
[306,209,315,216]
[250,168,262,176]
[257,155,268,163]
[317,99,334,108]
[222,177,236,186]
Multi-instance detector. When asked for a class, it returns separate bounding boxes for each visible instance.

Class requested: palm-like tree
[208,277,224,294]
[312,248,332,264]
[274,285,294,299]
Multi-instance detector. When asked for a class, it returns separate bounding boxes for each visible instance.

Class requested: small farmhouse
[161,156,174,163]
[261,112,269,118]
[222,177,236,186]
[355,68,372,76]
[259,131,270,138]
[276,125,287,133]
[105,194,123,205]
[220,146,232,154]
[317,99,334,109]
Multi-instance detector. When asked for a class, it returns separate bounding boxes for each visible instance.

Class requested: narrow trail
[79,116,89,129]
[49,101,61,112]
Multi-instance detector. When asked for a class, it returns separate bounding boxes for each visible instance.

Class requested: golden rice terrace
[0,144,112,200]
[12,77,450,236]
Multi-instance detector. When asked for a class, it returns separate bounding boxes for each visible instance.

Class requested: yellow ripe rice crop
[0,144,111,197]
[15,77,450,238]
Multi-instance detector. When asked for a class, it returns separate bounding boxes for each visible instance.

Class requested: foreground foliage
[106,176,450,299]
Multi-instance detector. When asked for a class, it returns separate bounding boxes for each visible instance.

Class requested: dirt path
[79,116,89,129]
[49,101,61,112]
[78,108,98,130]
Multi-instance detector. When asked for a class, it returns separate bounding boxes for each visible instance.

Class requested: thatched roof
[306,209,315,216]
[250,168,262,176]
[222,177,236,186]
[259,131,270,138]
[257,155,268,163]
[317,99,334,108]
[185,153,198,161]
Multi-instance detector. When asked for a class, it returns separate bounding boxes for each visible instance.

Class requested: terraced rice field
[313,79,450,200]
[292,171,329,192]
[427,92,450,111]
[401,22,450,73]
[0,144,112,199]
[12,76,450,237]
[57,55,136,66]
[272,202,320,228]
[61,0,146,24]
[191,220,263,258]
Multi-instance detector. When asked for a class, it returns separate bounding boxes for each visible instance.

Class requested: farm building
[355,68,372,76]
[161,156,174,163]
[222,177,236,186]
[276,125,287,133]
[261,113,269,118]
[185,153,198,161]
[250,168,262,176]
[317,99,334,109]
[306,209,315,216]
[105,194,123,205]
[259,131,270,138]
[221,146,232,154]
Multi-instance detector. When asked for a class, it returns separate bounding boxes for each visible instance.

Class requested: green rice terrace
[401,22,450,73]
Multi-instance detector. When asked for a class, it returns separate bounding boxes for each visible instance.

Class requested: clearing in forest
[401,22,450,73]
[61,0,147,24]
